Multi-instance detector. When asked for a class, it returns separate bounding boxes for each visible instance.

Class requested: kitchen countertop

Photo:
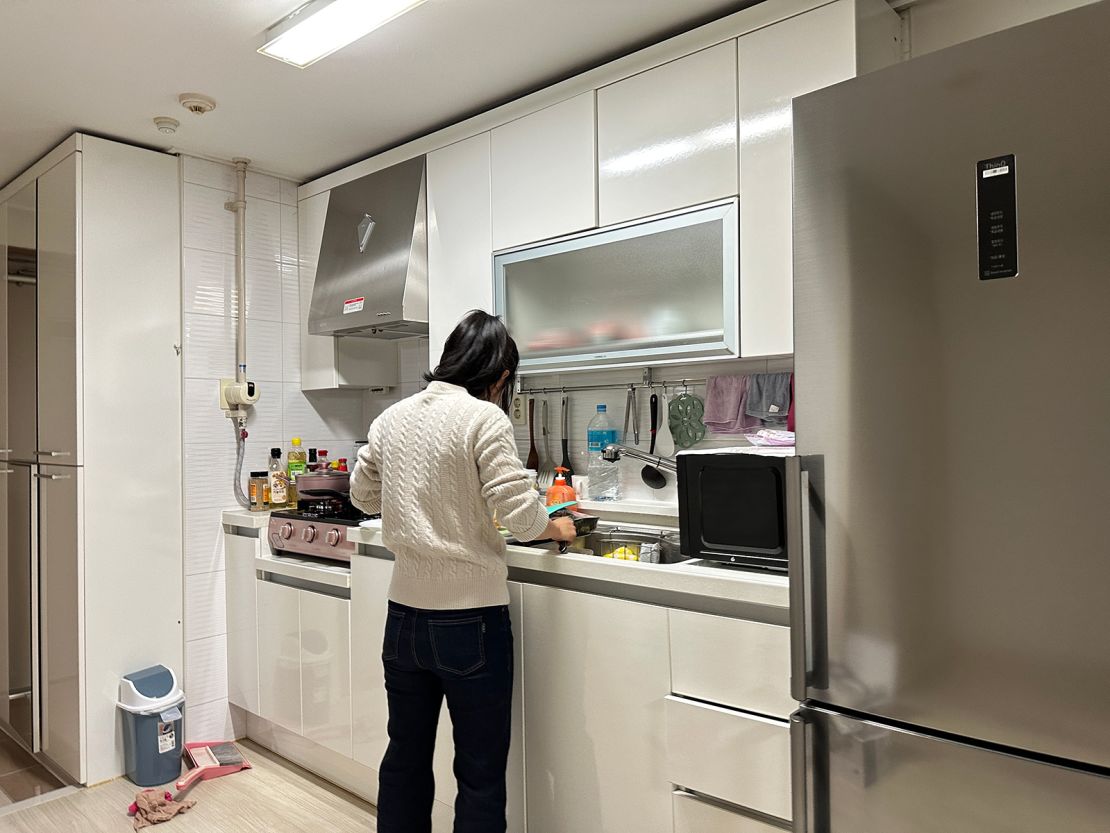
[348,523,789,615]
[223,508,271,529]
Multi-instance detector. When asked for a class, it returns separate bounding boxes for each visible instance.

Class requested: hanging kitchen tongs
[622,384,640,446]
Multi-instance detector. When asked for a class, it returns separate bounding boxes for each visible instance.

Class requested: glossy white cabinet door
[523,585,671,833]
[673,791,785,833]
[491,91,597,250]
[225,533,259,713]
[256,580,302,734]
[300,590,352,758]
[36,153,82,464]
[297,191,397,391]
[598,42,738,226]
[737,0,858,357]
[350,553,392,770]
[38,464,84,783]
[427,133,493,367]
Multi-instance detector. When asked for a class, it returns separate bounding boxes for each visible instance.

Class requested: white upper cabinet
[491,91,597,250]
[427,133,493,367]
[297,191,398,391]
[598,42,738,226]
[737,0,900,356]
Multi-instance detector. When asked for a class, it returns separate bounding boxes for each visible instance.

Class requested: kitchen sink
[517,527,694,565]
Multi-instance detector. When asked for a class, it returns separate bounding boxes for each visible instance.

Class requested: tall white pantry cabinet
[0,134,183,785]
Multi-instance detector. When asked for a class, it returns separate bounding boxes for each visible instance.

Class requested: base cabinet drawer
[673,791,787,833]
[668,610,792,718]
[665,695,791,821]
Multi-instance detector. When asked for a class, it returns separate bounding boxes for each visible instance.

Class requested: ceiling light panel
[260,0,429,68]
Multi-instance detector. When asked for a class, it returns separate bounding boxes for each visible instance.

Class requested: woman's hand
[544,516,578,543]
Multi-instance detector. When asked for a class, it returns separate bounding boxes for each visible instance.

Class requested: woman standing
[351,310,576,833]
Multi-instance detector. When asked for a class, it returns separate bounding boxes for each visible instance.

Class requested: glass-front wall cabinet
[494,200,737,371]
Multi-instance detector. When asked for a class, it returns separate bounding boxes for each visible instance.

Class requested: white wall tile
[246,197,282,264]
[185,507,226,576]
[280,204,298,268]
[184,571,227,641]
[184,313,235,380]
[184,249,234,317]
[282,324,301,385]
[184,378,283,445]
[280,179,299,206]
[245,258,283,323]
[185,698,243,743]
[399,337,430,383]
[246,172,282,203]
[183,157,237,191]
[186,634,231,706]
[184,443,238,510]
[183,183,235,255]
[247,318,285,382]
[281,263,300,324]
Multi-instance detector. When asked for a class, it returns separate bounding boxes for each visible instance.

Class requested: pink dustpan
[176,741,251,792]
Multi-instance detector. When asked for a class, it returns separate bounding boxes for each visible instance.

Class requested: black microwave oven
[677,451,791,573]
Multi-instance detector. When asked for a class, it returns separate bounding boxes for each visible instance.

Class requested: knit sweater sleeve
[350,421,383,516]
[475,410,550,542]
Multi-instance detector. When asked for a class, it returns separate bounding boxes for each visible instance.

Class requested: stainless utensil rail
[517,377,707,396]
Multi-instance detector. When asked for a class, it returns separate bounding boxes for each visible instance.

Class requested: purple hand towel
[704,375,762,435]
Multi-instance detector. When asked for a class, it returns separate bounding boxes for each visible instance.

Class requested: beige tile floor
[0,741,377,832]
[0,734,63,807]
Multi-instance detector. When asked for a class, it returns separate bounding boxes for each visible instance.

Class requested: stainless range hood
[309,155,428,338]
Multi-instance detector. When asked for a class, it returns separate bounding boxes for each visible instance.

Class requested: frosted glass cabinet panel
[495,200,737,371]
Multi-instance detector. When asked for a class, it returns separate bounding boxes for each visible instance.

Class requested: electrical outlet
[510,395,526,426]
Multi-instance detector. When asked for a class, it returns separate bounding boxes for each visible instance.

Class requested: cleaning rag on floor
[704,375,762,434]
[744,372,792,427]
[130,789,196,830]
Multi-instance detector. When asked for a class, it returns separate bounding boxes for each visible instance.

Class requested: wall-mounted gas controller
[220,379,260,420]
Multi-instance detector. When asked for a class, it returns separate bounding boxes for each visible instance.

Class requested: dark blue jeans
[378,601,513,833]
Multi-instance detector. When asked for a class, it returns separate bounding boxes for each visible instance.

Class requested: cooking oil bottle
[287,437,308,505]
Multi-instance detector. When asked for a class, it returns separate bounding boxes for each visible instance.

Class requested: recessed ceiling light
[259,0,429,68]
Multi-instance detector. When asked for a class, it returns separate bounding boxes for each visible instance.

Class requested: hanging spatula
[526,397,540,470]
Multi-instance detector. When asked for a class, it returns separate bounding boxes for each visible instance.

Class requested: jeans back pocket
[429,617,486,676]
[383,609,404,662]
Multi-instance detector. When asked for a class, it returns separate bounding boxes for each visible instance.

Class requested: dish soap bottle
[288,437,307,504]
[269,448,290,508]
[545,467,577,507]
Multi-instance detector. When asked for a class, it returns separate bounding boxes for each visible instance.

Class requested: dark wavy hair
[424,310,519,412]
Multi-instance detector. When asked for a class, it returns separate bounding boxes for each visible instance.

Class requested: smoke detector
[153,116,180,135]
[178,93,217,115]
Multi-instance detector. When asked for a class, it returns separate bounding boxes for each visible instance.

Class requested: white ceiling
[0,0,764,188]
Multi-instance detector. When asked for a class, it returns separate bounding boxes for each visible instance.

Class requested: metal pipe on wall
[228,158,250,383]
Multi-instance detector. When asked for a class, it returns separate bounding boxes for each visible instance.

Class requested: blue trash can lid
[118,665,184,715]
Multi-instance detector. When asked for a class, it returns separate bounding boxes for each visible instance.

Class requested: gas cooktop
[268,500,377,562]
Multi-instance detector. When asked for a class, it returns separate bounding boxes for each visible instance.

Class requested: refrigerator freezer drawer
[669,609,792,719]
[665,695,791,821]
[673,791,787,833]
[794,707,1110,833]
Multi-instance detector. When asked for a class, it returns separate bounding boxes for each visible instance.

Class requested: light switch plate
[510,395,527,426]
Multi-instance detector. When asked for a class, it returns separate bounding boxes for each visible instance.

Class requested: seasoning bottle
[288,437,307,504]
[317,449,329,471]
[269,448,290,508]
[249,471,270,511]
[307,448,318,472]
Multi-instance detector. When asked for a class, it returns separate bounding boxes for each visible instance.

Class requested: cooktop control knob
[302,526,317,543]
[279,523,294,540]
[326,529,341,547]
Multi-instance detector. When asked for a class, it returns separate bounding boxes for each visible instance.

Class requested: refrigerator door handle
[787,458,812,701]
[791,709,816,833]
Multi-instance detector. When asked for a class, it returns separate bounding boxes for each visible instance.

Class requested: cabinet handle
[0,449,12,453]
[0,469,13,476]
[36,450,72,457]
[36,473,72,481]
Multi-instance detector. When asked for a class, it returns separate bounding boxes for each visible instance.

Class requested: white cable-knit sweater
[350,381,550,609]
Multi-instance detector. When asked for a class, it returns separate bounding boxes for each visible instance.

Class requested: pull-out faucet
[601,443,677,473]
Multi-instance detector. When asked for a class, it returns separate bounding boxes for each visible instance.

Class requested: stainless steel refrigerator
[789,3,1110,830]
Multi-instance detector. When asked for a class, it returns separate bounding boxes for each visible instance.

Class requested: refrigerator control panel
[976,154,1018,280]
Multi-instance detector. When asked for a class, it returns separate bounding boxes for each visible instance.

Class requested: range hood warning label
[343,297,365,314]
[977,154,1018,280]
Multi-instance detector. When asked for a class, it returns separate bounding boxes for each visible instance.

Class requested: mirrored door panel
[0,462,37,750]
[3,182,38,462]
